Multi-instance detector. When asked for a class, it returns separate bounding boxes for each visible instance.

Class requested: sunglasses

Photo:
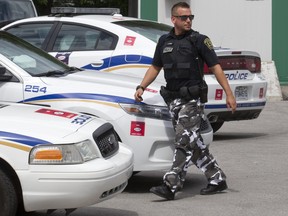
[174,15,195,21]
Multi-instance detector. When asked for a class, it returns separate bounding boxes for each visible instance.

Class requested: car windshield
[0,31,70,76]
[0,0,36,21]
[113,20,171,43]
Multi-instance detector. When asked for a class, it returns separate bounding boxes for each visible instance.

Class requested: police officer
[134,2,237,200]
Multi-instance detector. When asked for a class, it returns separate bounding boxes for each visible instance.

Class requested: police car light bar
[51,7,120,15]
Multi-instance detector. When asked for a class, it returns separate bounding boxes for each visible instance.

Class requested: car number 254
[25,85,47,93]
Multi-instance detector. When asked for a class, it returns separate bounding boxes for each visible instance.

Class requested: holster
[160,86,180,104]
[160,83,207,104]
[182,85,200,101]
[199,80,208,103]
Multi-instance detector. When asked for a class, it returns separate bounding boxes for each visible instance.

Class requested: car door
[0,56,48,104]
[47,23,118,72]
[0,31,69,104]
[0,64,24,102]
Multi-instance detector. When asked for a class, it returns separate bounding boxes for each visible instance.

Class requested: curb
[261,61,283,101]
[281,86,288,100]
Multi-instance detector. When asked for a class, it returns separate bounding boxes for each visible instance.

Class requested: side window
[95,31,114,50]
[6,23,53,48]
[0,65,19,82]
[53,24,115,52]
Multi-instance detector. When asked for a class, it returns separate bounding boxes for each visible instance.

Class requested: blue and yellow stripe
[0,131,50,152]
[81,55,152,71]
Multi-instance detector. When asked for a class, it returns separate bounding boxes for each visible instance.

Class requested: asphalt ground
[28,101,288,216]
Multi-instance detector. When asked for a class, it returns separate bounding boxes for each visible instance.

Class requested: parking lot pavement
[29,101,288,216]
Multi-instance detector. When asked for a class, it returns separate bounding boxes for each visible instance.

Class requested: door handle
[90,60,104,67]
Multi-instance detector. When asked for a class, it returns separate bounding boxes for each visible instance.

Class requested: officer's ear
[171,16,177,24]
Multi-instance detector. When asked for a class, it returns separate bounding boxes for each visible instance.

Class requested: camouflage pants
[163,98,226,193]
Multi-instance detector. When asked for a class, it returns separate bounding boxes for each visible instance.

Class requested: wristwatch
[136,85,145,91]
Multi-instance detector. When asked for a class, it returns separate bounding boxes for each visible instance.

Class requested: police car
[1,7,268,132]
[0,31,213,172]
[0,102,133,215]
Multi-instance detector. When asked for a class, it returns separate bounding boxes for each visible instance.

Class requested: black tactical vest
[161,32,203,82]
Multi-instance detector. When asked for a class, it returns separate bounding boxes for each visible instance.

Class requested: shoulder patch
[204,38,213,50]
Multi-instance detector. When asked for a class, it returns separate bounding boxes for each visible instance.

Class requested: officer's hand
[134,89,144,102]
[226,95,237,113]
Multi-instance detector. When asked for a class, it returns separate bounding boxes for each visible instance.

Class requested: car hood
[0,102,99,142]
[40,70,166,106]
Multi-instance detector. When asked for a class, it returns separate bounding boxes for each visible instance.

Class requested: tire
[0,169,18,216]
[211,121,224,133]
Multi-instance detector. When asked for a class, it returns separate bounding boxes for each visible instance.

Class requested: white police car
[0,102,133,215]
[0,31,213,173]
[1,7,268,132]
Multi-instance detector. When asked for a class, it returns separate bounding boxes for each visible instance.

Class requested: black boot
[150,184,175,200]
[200,181,228,195]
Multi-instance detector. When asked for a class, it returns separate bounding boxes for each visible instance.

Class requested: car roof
[2,11,164,26]
[74,14,139,22]
[2,13,167,43]
[8,13,152,24]
[1,12,259,55]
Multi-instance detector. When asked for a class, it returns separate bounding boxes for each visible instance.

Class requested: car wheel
[0,168,18,216]
[211,121,224,133]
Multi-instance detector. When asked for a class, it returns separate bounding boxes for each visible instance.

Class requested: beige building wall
[158,0,272,61]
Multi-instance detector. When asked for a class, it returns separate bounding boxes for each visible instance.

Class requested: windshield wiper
[34,70,66,77]
[65,66,83,73]
[34,67,82,77]
[46,70,67,77]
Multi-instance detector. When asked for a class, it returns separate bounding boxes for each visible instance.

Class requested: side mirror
[0,66,6,75]
[0,66,13,81]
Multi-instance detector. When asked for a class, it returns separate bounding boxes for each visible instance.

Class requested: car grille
[93,123,119,158]
[100,182,127,199]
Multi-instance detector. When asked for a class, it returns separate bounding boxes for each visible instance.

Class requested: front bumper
[112,114,213,171]
[18,145,134,212]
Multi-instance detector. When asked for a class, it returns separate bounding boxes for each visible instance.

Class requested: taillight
[219,56,261,73]
[203,55,261,74]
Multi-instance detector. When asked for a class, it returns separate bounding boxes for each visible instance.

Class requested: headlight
[29,140,97,165]
[119,103,172,121]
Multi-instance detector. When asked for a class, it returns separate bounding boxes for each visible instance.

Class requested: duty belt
[160,85,200,104]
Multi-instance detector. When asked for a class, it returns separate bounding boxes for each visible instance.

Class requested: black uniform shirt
[152,28,219,91]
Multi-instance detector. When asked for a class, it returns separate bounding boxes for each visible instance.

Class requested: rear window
[113,20,171,43]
